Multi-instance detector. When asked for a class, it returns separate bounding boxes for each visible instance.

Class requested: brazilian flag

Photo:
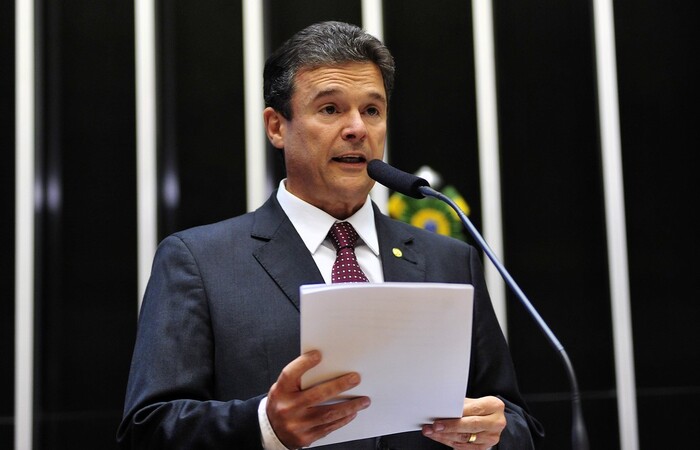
[388,185,470,242]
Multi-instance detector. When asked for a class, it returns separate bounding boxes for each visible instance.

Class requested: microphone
[366,158,430,198]
[367,159,589,450]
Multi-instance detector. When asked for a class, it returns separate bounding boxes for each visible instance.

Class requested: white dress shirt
[258,180,384,449]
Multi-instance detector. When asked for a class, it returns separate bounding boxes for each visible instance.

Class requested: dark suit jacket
[117,194,542,449]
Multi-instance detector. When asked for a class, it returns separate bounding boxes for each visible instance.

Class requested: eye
[366,106,381,117]
[321,105,337,115]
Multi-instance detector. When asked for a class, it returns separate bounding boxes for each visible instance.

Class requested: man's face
[264,61,387,219]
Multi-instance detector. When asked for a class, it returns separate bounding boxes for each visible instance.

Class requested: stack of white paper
[300,282,474,447]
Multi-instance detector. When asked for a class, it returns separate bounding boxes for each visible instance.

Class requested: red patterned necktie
[328,222,369,283]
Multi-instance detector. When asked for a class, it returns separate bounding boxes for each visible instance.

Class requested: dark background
[2,0,698,448]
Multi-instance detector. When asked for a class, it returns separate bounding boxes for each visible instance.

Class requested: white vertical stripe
[15,0,35,448]
[362,0,384,41]
[472,0,507,335]
[362,0,389,213]
[135,0,158,311]
[592,1,639,449]
[243,0,269,211]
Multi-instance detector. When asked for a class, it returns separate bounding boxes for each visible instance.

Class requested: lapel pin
[392,248,403,258]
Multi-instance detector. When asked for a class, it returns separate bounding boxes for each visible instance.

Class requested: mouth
[331,155,367,164]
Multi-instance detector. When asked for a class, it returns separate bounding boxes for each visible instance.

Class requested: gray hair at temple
[263,21,396,119]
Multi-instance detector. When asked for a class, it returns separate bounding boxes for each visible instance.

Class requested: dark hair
[263,21,395,119]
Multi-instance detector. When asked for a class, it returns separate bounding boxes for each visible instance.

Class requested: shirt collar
[276,179,380,256]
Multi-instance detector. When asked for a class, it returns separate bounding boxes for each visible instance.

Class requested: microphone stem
[419,186,589,450]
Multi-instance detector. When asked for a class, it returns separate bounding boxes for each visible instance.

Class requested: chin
[343,180,373,195]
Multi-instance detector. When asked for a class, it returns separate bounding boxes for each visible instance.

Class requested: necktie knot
[328,222,368,283]
[328,221,359,252]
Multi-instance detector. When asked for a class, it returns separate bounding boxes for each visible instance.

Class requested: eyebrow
[312,88,387,105]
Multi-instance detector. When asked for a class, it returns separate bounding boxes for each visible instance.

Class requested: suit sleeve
[465,247,545,448]
[116,235,265,449]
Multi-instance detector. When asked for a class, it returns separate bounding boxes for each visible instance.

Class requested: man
[118,21,543,449]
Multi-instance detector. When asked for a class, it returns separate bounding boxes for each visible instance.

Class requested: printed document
[300,282,474,447]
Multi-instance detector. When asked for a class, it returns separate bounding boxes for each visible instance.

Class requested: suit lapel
[250,197,427,309]
[374,204,427,282]
[251,195,324,310]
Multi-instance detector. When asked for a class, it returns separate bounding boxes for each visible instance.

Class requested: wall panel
[493,1,615,448]
[35,1,137,448]
[1,0,15,446]
[614,1,700,448]
[383,0,483,233]
[157,0,247,238]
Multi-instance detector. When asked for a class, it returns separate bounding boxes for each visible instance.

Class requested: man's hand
[266,350,371,449]
[421,396,506,449]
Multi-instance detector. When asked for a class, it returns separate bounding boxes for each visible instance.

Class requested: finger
[427,416,504,441]
[429,398,505,435]
[267,351,325,439]
[423,430,496,449]
[422,398,506,448]
[425,416,479,435]
[307,396,371,427]
[275,350,322,392]
[300,372,362,408]
[290,382,369,440]
[305,410,359,444]
[306,396,371,443]
[462,396,504,417]
[280,396,371,448]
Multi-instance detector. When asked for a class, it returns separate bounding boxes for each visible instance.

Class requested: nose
[341,110,367,142]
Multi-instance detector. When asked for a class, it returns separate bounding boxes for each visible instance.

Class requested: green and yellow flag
[388,180,470,242]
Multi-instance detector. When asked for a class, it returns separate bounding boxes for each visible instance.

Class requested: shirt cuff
[258,396,290,450]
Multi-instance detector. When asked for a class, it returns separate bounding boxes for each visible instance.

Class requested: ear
[263,107,286,149]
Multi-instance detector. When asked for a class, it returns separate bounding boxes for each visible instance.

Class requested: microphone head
[367,159,430,199]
